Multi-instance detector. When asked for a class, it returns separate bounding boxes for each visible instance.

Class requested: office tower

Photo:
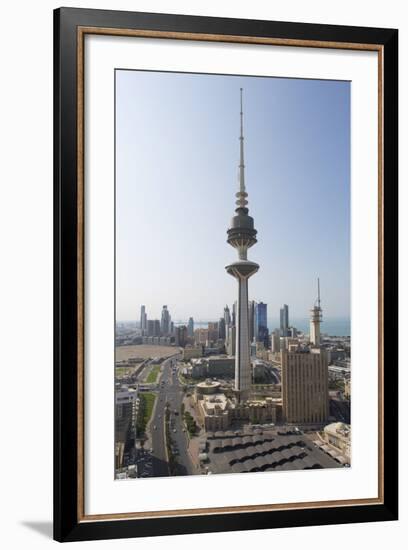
[254,301,260,341]
[175,325,187,347]
[225,308,230,348]
[289,326,297,338]
[161,305,170,335]
[170,321,174,335]
[280,304,289,337]
[249,300,256,342]
[279,336,287,351]
[153,320,161,337]
[218,317,226,340]
[194,328,209,345]
[187,317,194,337]
[255,301,269,347]
[180,325,187,346]
[271,329,280,353]
[310,278,323,346]
[227,325,236,356]
[232,301,237,327]
[147,319,161,337]
[208,322,219,343]
[147,320,154,337]
[281,348,329,424]
[225,89,259,402]
[140,305,147,334]
[224,305,231,327]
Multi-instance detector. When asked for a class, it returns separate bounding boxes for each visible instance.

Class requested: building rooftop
[202,394,230,414]
[197,380,222,389]
[204,429,342,474]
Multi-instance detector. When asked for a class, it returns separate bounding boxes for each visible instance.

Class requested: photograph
[114,69,351,480]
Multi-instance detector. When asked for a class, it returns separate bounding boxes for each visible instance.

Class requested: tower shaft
[226,263,259,400]
[235,278,251,400]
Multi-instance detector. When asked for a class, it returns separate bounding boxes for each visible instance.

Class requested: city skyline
[118,301,351,338]
[116,70,350,321]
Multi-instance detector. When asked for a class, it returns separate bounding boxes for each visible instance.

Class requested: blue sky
[116,69,350,322]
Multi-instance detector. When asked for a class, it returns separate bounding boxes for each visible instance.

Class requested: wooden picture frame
[54,7,398,542]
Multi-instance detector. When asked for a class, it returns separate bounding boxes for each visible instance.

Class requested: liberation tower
[226,89,259,402]
[310,278,323,346]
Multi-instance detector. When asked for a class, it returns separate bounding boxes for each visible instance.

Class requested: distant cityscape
[116,301,350,361]
[115,90,351,480]
[117,315,350,338]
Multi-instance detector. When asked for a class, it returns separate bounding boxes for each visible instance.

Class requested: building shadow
[21,521,53,539]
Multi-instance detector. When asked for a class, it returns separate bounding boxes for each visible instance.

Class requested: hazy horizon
[116,70,350,321]
[116,315,351,338]
[116,314,351,323]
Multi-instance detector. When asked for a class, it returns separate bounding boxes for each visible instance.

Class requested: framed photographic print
[54,7,398,542]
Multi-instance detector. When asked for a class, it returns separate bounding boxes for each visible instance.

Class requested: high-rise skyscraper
[232,301,237,327]
[255,301,269,348]
[187,317,194,337]
[175,325,187,347]
[310,278,323,346]
[225,89,259,402]
[227,325,236,356]
[147,319,154,337]
[207,322,219,343]
[218,317,226,340]
[249,300,256,342]
[280,304,289,337]
[224,306,231,348]
[147,319,161,337]
[194,328,209,345]
[281,348,329,425]
[289,326,297,338]
[224,305,231,327]
[161,305,170,335]
[271,329,280,352]
[140,305,147,334]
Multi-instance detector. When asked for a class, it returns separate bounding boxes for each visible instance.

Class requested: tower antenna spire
[236,88,248,209]
[317,277,321,307]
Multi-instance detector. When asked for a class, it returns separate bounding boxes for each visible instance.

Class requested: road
[149,354,194,477]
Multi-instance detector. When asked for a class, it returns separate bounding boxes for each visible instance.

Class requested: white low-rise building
[323,422,351,461]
